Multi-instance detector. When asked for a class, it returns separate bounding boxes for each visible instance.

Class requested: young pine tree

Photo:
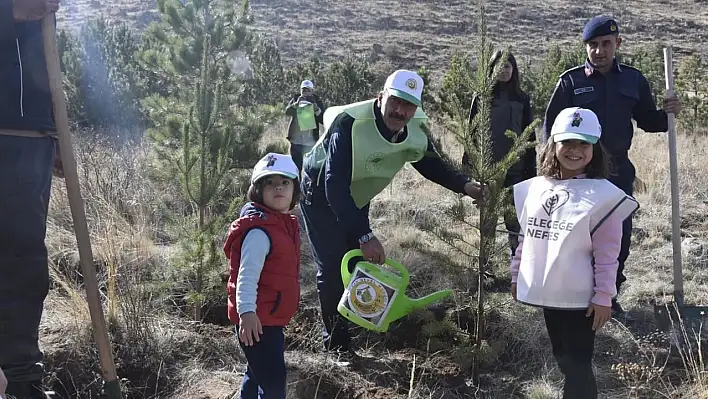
[438,52,476,121]
[238,35,287,106]
[676,54,708,132]
[58,18,144,131]
[141,0,263,321]
[434,2,539,381]
[521,43,585,118]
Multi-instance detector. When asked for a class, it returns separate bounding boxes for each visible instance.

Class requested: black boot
[5,380,50,399]
[611,298,625,315]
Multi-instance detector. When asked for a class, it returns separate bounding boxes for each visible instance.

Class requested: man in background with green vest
[300,69,485,359]
[285,80,325,173]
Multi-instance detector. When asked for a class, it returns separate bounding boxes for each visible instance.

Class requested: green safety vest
[296,102,317,131]
[307,99,428,209]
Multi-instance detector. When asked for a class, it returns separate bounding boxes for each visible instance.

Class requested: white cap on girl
[251,153,299,184]
[551,107,602,144]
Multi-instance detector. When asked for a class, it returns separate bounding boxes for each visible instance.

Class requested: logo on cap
[405,78,417,90]
[610,22,617,31]
[571,112,583,127]
[266,154,277,167]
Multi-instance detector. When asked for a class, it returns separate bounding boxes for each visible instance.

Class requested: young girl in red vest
[224,153,301,399]
[510,107,639,399]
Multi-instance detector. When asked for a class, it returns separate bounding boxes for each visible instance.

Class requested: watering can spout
[386,289,452,323]
[411,290,453,309]
[338,250,452,332]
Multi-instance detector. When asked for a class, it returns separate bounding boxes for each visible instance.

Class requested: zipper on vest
[15,39,24,117]
[270,291,282,315]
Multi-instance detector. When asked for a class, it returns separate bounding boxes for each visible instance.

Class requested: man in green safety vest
[285,80,325,173]
[299,69,485,360]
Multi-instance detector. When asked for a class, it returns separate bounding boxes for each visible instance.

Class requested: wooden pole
[663,46,684,308]
[41,15,124,398]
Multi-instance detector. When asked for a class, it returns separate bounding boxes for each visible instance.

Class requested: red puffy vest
[224,204,301,327]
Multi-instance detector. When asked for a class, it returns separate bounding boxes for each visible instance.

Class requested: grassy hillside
[56,0,708,75]
[38,1,708,398]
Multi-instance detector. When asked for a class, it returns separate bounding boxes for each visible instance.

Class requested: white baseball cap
[384,69,424,107]
[251,153,299,184]
[550,107,602,144]
[300,80,314,89]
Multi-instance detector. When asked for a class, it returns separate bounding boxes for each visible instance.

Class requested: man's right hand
[361,236,386,265]
[13,0,60,21]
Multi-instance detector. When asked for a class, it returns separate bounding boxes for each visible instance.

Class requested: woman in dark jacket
[463,50,536,256]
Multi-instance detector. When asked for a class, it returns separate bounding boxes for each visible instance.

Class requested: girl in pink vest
[510,107,639,399]
[224,153,301,399]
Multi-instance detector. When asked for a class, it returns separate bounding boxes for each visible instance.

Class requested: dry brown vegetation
[56,0,708,78]
[40,121,708,398]
[38,0,708,398]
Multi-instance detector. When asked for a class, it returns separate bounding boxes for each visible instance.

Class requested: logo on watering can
[348,277,389,318]
[337,250,452,333]
[341,267,397,327]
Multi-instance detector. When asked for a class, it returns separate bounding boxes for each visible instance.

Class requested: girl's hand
[239,312,263,346]
[511,283,517,301]
[586,303,611,331]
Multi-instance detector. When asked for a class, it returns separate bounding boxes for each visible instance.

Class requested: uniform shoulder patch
[618,63,639,71]
[559,64,584,78]
[618,63,645,81]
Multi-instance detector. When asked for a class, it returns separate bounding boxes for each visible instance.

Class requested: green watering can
[296,101,317,131]
[337,249,452,333]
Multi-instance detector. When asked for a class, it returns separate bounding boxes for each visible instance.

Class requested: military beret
[582,15,619,42]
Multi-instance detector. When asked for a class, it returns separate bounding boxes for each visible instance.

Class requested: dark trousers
[0,135,55,385]
[288,143,313,174]
[543,309,598,399]
[237,326,287,399]
[479,172,524,257]
[502,173,525,256]
[503,211,521,256]
[610,171,634,295]
[300,200,361,352]
[617,217,632,293]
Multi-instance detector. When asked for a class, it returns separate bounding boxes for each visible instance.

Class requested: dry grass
[37,118,708,398]
[625,131,708,308]
[54,0,708,81]
[35,1,708,397]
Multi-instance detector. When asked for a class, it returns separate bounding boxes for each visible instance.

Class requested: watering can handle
[341,249,410,287]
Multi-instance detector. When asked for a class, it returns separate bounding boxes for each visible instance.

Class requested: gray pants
[288,143,313,174]
[0,134,55,383]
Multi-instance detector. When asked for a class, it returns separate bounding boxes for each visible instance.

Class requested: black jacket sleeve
[324,114,372,239]
[521,95,537,179]
[522,95,533,132]
[462,94,480,165]
[315,96,325,126]
[467,93,479,124]
[543,77,573,143]
[284,95,298,117]
[0,0,16,43]
[633,73,668,133]
[412,137,470,195]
